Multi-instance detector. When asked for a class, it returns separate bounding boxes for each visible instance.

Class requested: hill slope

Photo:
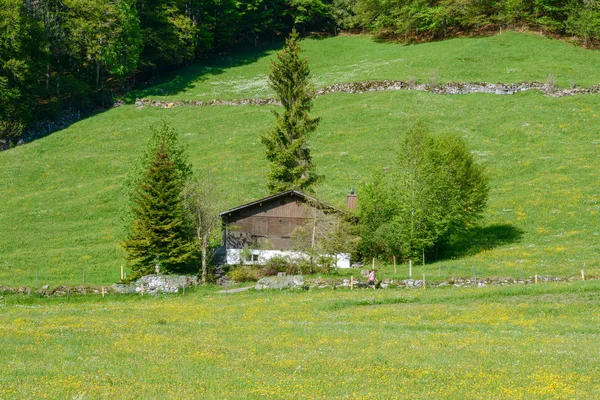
[1,33,599,286]
[135,32,600,101]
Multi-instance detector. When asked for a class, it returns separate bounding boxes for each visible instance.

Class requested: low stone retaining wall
[134,81,600,110]
[113,274,199,295]
[307,274,591,290]
[0,274,593,296]
[0,274,199,297]
[255,275,304,290]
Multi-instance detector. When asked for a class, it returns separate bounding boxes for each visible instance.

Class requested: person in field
[368,269,375,288]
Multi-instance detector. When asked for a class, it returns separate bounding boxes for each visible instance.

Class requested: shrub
[227,255,336,281]
[262,256,289,276]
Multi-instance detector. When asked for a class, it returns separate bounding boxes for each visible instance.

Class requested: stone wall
[134,81,600,111]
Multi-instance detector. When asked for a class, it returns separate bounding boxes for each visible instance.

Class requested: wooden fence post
[409,260,412,278]
[101,286,105,298]
[393,256,397,274]
[350,275,354,290]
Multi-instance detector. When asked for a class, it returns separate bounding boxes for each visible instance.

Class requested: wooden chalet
[217,190,355,267]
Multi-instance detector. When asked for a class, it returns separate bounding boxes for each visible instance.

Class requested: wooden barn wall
[223,195,326,250]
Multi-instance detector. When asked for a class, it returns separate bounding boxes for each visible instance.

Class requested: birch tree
[359,121,489,262]
[184,178,222,284]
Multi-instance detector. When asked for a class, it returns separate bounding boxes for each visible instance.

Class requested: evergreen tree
[261,28,321,194]
[122,121,195,277]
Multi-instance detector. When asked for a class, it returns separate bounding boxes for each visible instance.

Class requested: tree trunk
[96,61,100,90]
[201,235,208,284]
[310,216,317,274]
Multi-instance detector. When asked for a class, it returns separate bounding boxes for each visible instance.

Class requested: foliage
[121,120,195,277]
[344,0,578,40]
[261,29,321,194]
[0,0,47,146]
[227,265,264,282]
[359,121,489,261]
[565,0,600,46]
[4,0,600,146]
[288,0,332,32]
[227,254,324,281]
[291,203,359,270]
[63,0,141,86]
[183,176,222,284]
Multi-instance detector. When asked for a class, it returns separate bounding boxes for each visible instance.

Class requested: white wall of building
[226,249,351,269]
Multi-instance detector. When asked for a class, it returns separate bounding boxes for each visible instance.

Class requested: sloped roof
[218,189,340,216]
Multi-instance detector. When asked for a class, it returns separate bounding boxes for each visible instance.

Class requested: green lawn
[1,88,599,286]
[1,283,599,398]
[133,32,600,101]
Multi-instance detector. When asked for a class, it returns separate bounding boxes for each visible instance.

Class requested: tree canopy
[2,0,600,148]
[358,121,489,262]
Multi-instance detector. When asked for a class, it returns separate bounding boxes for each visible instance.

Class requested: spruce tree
[122,121,195,277]
[261,28,321,194]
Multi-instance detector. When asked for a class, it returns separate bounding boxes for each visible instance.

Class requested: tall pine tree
[261,28,321,194]
[122,121,195,277]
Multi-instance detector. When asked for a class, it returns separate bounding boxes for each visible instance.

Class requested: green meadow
[1,282,600,398]
[1,32,600,286]
[135,32,600,101]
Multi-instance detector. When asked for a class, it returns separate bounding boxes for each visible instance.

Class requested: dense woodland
[1,0,600,146]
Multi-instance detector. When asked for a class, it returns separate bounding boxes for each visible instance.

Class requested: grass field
[134,32,600,101]
[1,89,600,286]
[1,32,600,286]
[1,282,600,398]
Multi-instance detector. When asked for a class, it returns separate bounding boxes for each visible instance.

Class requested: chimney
[346,188,357,210]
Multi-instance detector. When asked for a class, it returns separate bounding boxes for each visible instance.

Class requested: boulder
[135,274,198,295]
[255,275,304,290]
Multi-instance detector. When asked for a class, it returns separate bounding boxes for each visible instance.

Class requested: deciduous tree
[184,177,222,284]
[359,121,489,262]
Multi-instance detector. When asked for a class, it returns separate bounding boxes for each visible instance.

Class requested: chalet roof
[218,189,341,217]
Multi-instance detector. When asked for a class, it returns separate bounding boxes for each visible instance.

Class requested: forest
[1,0,599,146]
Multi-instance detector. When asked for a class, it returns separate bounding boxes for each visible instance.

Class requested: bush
[262,256,291,276]
[227,266,263,282]
[227,255,334,282]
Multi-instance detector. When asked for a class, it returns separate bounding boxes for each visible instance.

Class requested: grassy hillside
[1,33,599,286]
[135,32,600,101]
[2,283,600,398]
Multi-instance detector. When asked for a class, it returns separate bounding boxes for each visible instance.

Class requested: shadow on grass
[7,43,286,151]
[126,42,284,102]
[439,223,524,260]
